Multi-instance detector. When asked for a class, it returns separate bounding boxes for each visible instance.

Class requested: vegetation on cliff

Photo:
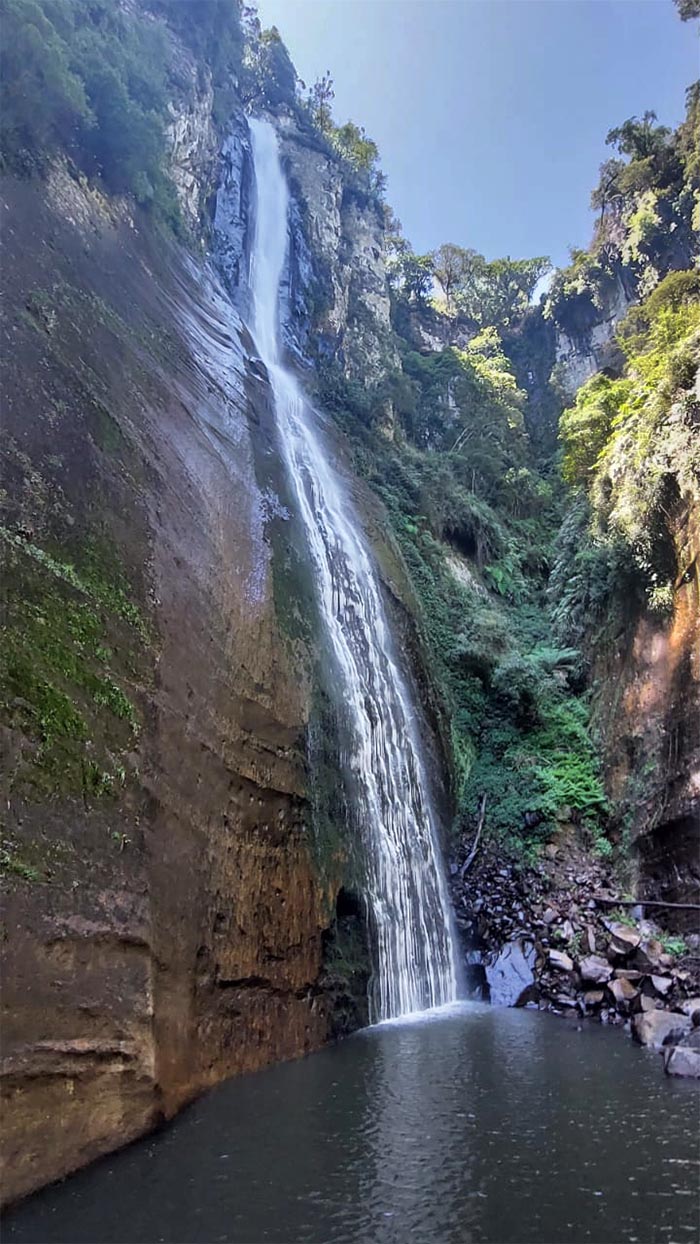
[311,50,698,860]
[0,0,246,226]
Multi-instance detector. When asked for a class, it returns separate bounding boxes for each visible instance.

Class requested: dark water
[5,1004,699,1244]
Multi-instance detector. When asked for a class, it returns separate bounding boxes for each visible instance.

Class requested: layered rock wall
[0,163,345,1204]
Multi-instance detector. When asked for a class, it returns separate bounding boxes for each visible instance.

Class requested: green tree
[307,71,334,133]
[606,111,671,162]
[459,255,551,327]
[0,0,90,165]
[674,0,700,18]
[398,252,434,305]
[431,243,475,312]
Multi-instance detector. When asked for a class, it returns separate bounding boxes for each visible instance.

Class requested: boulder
[548,949,574,973]
[650,975,674,996]
[605,922,641,956]
[583,989,605,1008]
[486,940,537,1007]
[663,1027,700,1079]
[665,1045,700,1079]
[614,968,642,982]
[679,997,700,1019]
[632,1010,691,1050]
[634,994,658,1014]
[608,977,639,1008]
[579,954,613,984]
[584,925,597,954]
[632,939,665,973]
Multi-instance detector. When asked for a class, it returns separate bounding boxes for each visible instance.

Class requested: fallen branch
[460,793,487,879]
[594,896,700,912]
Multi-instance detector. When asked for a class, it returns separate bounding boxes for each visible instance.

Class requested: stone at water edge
[664,1027,700,1079]
[665,1045,700,1078]
[608,977,639,1008]
[632,1010,691,1050]
[579,954,613,984]
[485,940,537,1007]
[583,989,605,1008]
[548,949,574,972]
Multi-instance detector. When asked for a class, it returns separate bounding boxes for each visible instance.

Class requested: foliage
[559,373,633,485]
[674,0,700,17]
[306,71,335,132]
[430,244,550,325]
[606,111,671,164]
[559,271,700,604]
[388,251,435,306]
[544,248,618,338]
[659,932,688,957]
[0,0,186,224]
[316,330,604,848]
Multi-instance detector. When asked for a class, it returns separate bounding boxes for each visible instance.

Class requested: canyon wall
[0,111,376,1201]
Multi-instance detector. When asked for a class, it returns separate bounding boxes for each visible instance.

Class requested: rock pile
[449,836,700,1077]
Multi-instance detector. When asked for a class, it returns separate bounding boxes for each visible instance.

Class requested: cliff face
[1,27,408,1192]
[553,273,631,399]
[276,119,397,382]
[0,134,361,1203]
[593,504,700,923]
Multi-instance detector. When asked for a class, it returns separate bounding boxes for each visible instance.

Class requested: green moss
[0,843,40,882]
[0,527,147,798]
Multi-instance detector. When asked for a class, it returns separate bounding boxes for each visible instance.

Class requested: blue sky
[256,0,698,267]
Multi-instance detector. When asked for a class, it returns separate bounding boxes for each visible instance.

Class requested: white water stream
[248,118,458,1021]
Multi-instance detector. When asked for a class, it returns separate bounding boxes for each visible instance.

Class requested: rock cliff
[0,142,370,1203]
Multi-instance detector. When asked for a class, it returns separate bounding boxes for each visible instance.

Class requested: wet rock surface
[663,1022,700,1079]
[0,163,365,1204]
[449,828,700,1075]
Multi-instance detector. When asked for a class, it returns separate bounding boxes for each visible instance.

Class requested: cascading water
[247,117,459,1022]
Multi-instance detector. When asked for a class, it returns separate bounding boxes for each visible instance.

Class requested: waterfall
[247,117,458,1022]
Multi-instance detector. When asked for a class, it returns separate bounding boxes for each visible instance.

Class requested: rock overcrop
[449,835,700,1077]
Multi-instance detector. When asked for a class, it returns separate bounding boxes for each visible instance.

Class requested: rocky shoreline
[449,829,700,1078]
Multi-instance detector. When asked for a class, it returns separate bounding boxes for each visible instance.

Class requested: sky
[256,0,699,268]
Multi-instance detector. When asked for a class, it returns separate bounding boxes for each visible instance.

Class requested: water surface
[6,1005,699,1244]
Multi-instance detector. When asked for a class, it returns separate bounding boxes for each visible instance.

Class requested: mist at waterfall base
[247,117,458,1023]
[6,1006,698,1244]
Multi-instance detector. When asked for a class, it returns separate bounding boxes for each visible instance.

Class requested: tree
[431,244,475,312]
[0,0,91,163]
[590,157,626,215]
[308,72,334,133]
[606,111,671,162]
[397,253,434,305]
[674,0,700,18]
[464,256,551,327]
[431,245,550,327]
